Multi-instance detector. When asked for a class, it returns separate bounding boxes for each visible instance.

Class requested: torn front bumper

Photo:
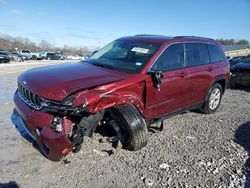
[12,91,73,161]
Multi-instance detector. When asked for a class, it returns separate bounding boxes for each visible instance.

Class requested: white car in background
[66,54,88,61]
[19,50,40,60]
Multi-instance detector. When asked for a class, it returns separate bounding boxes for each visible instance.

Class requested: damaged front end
[12,74,146,161]
[12,83,107,161]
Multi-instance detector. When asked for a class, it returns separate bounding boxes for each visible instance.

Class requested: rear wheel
[201,83,222,114]
[111,104,148,151]
[32,55,37,60]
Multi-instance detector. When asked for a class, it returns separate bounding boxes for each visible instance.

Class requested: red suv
[12,35,230,161]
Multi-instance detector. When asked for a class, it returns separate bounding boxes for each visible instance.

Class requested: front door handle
[207,67,214,72]
[177,72,187,78]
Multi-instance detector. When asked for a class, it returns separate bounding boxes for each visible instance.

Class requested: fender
[71,80,146,116]
[89,91,145,114]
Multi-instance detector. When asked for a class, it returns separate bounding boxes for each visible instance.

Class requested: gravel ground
[0,61,249,188]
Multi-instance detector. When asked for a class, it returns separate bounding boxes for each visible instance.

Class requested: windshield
[87,40,162,73]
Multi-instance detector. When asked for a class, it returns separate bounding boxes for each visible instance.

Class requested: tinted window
[186,43,209,66]
[151,43,184,71]
[207,44,225,63]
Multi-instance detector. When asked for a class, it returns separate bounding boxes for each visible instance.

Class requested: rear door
[185,43,212,104]
[146,43,191,118]
[186,43,227,104]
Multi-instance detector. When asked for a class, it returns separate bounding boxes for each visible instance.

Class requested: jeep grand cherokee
[12,35,230,161]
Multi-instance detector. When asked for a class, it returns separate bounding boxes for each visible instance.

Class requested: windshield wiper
[91,62,114,70]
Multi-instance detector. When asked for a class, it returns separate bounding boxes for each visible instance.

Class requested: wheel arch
[88,91,146,116]
[210,77,227,94]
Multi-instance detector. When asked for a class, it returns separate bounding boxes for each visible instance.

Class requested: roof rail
[135,34,163,37]
[134,34,174,39]
[174,36,214,40]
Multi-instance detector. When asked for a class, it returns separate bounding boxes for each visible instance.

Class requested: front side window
[186,43,210,66]
[88,40,162,74]
[150,43,184,71]
[207,44,225,63]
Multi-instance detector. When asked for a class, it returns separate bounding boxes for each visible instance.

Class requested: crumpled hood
[18,62,131,101]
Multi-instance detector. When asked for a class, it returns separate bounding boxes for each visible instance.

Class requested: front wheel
[201,83,223,114]
[110,104,148,151]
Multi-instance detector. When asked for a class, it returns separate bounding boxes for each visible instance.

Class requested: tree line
[216,38,249,46]
[1,34,249,54]
[0,34,93,55]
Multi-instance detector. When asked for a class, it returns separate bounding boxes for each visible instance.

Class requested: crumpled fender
[90,91,145,114]
[71,79,146,116]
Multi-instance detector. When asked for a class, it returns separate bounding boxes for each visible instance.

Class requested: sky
[0,0,249,49]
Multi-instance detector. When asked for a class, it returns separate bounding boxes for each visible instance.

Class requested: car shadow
[234,121,250,187]
[0,181,19,188]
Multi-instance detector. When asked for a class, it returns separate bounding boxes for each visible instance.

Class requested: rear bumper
[12,91,73,161]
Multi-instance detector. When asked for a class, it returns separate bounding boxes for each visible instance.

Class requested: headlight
[63,95,75,106]
[71,94,88,108]
[40,97,72,110]
[40,95,86,115]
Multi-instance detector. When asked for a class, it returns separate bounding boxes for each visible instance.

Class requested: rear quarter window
[207,44,225,63]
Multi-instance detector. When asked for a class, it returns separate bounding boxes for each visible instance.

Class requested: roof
[222,45,248,52]
[119,34,215,43]
[134,34,174,40]
[135,34,213,40]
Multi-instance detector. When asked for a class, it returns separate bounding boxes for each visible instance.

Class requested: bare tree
[39,40,52,51]
[0,34,92,54]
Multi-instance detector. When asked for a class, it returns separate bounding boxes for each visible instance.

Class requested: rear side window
[151,43,184,71]
[207,44,225,63]
[185,43,210,66]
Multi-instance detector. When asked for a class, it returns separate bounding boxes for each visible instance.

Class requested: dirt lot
[0,61,249,188]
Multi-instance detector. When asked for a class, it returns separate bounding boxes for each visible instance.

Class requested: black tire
[201,83,223,114]
[32,55,37,60]
[112,104,148,151]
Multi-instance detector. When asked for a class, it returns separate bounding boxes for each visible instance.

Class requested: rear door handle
[207,67,214,72]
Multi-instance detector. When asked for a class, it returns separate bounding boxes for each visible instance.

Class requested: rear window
[186,43,210,66]
[207,44,225,63]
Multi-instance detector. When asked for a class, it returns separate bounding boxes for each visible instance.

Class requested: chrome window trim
[147,41,220,73]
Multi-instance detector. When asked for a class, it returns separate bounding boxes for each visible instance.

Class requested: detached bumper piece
[13,92,73,161]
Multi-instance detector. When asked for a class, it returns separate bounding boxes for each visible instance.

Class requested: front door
[146,43,190,119]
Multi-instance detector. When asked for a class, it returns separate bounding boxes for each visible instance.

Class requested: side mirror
[152,70,164,89]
